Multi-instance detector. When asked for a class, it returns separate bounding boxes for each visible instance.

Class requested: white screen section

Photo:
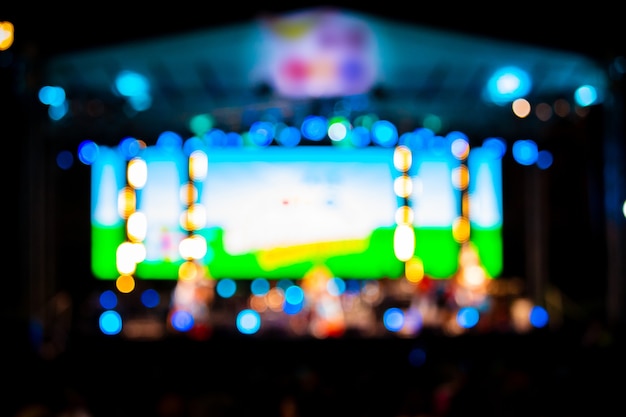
[201,147,399,255]
[138,146,189,263]
[411,159,460,227]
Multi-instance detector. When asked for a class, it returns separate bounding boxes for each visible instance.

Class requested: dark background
[3,3,626,416]
[4,2,625,59]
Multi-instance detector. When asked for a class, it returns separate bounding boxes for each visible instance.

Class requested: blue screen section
[468,146,503,229]
[91,146,125,228]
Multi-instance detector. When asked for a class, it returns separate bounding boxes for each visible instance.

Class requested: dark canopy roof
[40,7,608,144]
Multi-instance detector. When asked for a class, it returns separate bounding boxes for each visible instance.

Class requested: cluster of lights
[3,14,617,341]
[81,111,556,339]
[98,142,149,335]
[167,145,215,336]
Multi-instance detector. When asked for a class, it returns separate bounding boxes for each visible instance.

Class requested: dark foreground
[7,322,625,417]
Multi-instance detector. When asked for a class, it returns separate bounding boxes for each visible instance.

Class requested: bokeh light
[99,310,123,335]
[457,307,479,328]
[99,290,118,310]
[237,309,261,334]
[250,278,270,296]
[141,288,160,308]
[529,305,549,328]
[383,307,404,332]
[171,310,194,332]
[574,84,598,107]
[0,21,15,51]
[216,278,237,298]
[56,150,74,170]
[485,66,532,104]
[512,139,538,165]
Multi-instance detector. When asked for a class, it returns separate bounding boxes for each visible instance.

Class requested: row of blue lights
[56,117,553,172]
[96,279,550,336]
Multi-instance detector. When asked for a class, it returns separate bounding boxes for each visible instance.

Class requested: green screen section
[414,227,460,279]
[470,228,503,278]
[92,226,403,280]
[326,228,403,278]
[203,227,403,280]
[91,225,126,279]
[136,260,185,279]
[92,226,500,280]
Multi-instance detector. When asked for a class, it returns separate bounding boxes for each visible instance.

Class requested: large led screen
[92,146,405,280]
[91,142,503,282]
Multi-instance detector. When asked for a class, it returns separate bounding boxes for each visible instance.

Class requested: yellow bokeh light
[127,157,147,189]
[179,234,207,260]
[462,192,470,218]
[393,145,412,172]
[511,298,534,333]
[393,175,413,198]
[266,287,285,311]
[117,186,136,219]
[452,165,469,190]
[127,211,147,242]
[179,183,198,206]
[405,257,424,283]
[189,150,208,181]
[512,98,531,118]
[393,223,415,262]
[0,22,15,51]
[452,216,470,243]
[116,274,136,293]
[116,242,138,275]
[178,260,199,280]
[395,205,414,225]
[180,203,207,231]
[459,264,487,289]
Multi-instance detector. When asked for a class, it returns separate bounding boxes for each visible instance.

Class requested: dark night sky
[3,2,625,60]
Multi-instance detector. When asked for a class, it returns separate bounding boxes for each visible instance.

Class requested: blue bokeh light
[237,309,261,335]
[457,307,480,329]
[216,278,237,298]
[99,290,118,310]
[530,305,549,328]
[485,66,532,104]
[301,115,328,141]
[383,307,405,332]
[141,288,160,308]
[250,278,270,296]
[170,310,194,332]
[99,310,122,335]
[77,140,99,165]
[371,120,398,147]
